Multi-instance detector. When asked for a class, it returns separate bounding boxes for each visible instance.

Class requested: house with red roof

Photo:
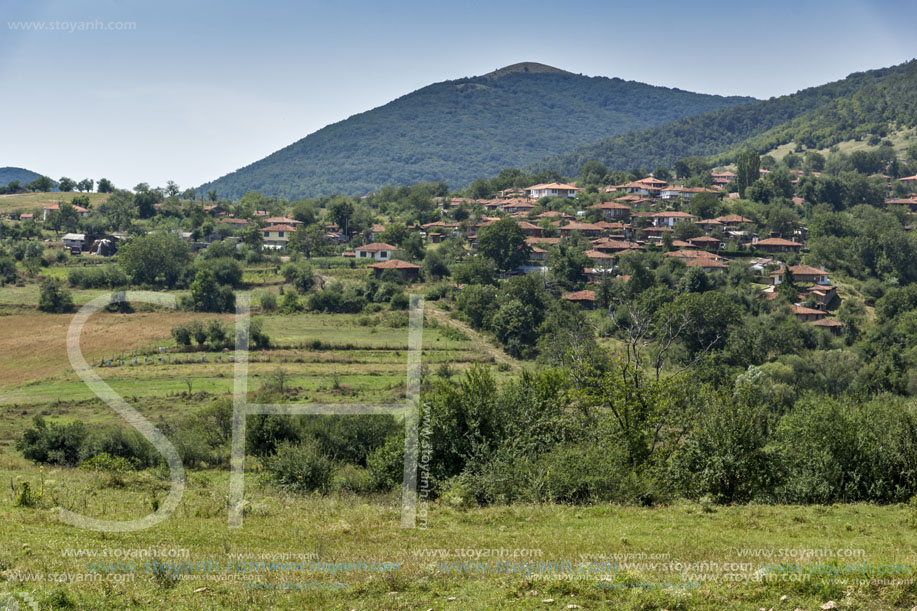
[562,290,596,309]
[368,259,421,281]
[354,242,398,261]
[262,224,297,249]
[590,201,631,220]
[652,211,696,228]
[754,237,803,253]
[524,183,581,199]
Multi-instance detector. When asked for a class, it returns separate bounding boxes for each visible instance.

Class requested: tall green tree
[737,150,760,199]
[118,232,190,288]
[477,219,530,272]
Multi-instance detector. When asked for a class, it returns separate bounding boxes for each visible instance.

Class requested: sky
[1,0,915,190]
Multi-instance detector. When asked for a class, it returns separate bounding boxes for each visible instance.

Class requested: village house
[559,221,603,238]
[754,237,803,253]
[61,233,88,252]
[714,214,754,227]
[688,236,723,250]
[562,289,596,309]
[584,249,614,269]
[652,211,696,228]
[262,216,302,226]
[515,221,543,237]
[534,210,573,221]
[262,224,296,250]
[592,238,642,254]
[684,257,729,272]
[695,218,723,232]
[524,183,582,199]
[500,199,536,214]
[527,244,549,263]
[770,264,829,286]
[369,259,421,281]
[808,318,844,335]
[791,304,827,322]
[590,201,632,220]
[354,242,397,261]
[886,197,917,213]
[43,202,89,220]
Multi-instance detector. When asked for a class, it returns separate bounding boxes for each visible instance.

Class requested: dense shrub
[265,440,334,493]
[38,278,74,313]
[67,265,128,289]
[16,416,87,466]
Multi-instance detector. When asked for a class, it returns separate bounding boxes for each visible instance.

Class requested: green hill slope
[0,167,44,187]
[198,62,753,199]
[536,60,917,174]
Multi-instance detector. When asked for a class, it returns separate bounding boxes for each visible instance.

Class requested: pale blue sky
[1,0,915,189]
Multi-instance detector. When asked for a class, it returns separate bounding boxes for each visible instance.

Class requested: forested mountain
[537,60,917,174]
[0,167,44,187]
[198,63,753,199]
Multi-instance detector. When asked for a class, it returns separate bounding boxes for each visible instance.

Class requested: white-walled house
[354,242,397,261]
[524,183,581,199]
[262,224,296,250]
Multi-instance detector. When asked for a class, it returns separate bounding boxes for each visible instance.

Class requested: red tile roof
[368,259,421,270]
[563,290,596,301]
[356,242,398,252]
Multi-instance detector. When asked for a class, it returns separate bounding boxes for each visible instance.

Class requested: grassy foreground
[1,467,917,610]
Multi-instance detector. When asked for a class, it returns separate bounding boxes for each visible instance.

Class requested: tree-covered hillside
[0,167,44,187]
[198,63,752,199]
[537,60,917,174]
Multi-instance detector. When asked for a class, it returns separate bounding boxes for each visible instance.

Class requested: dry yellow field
[0,311,231,389]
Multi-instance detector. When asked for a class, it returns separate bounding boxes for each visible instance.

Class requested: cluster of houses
[4,170,914,332]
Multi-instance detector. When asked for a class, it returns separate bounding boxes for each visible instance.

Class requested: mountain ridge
[198,63,754,199]
[534,60,917,175]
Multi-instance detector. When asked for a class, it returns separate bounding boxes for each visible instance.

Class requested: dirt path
[425,307,520,371]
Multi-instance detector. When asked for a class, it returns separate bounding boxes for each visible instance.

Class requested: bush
[669,390,773,503]
[81,427,159,468]
[16,416,87,466]
[171,323,192,346]
[259,292,277,313]
[332,464,375,494]
[771,395,917,504]
[67,265,127,289]
[280,289,303,313]
[281,260,315,293]
[307,287,366,313]
[0,255,17,285]
[185,269,235,313]
[367,435,404,492]
[389,292,409,310]
[265,439,334,494]
[424,282,451,301]
[195,257,243,288]
[80,453,138,472]
[38,277,74,313]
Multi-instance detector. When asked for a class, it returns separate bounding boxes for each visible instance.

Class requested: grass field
[0,192,112,215]
[1,469,916,610]
[2,263,914,609]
